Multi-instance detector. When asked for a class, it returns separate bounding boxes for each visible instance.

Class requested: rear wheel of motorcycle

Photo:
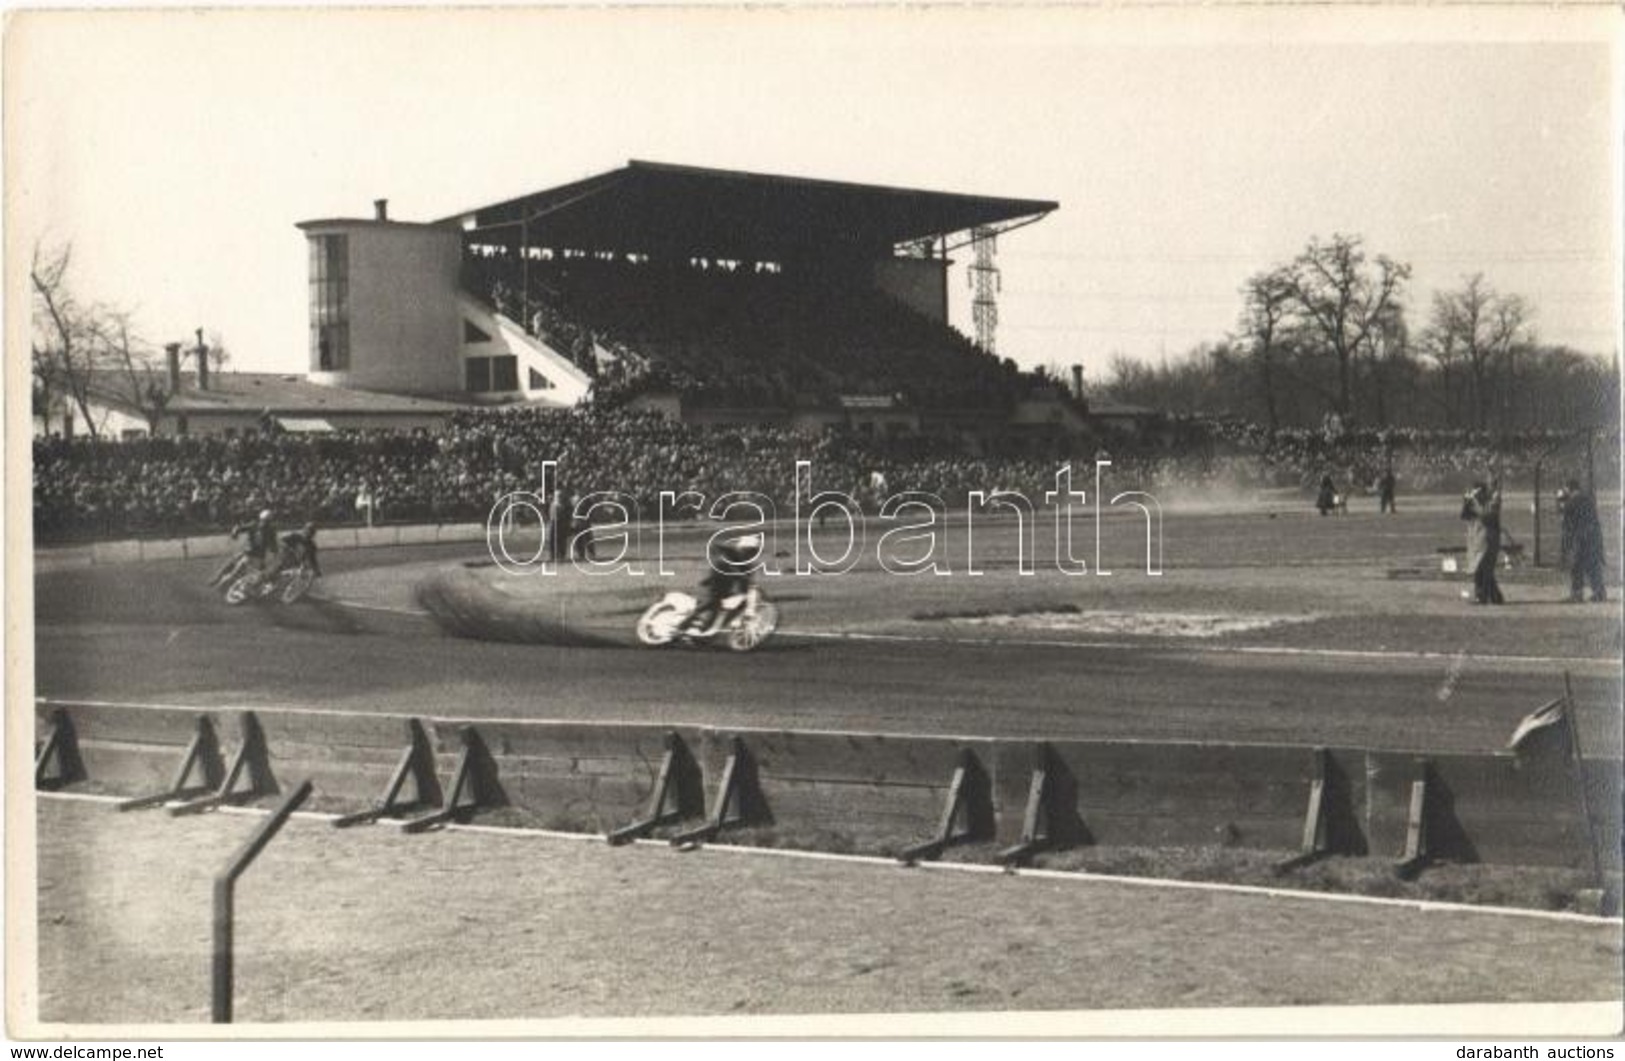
[636,601,685,646]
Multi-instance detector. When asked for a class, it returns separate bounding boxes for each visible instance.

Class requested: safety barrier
[33,695,1622,875]
[34,522,490,568]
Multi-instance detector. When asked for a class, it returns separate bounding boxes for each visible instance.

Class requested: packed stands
[462,253,1026,411]
[32,407,1617,542]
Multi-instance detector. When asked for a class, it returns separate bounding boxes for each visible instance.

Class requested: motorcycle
[223,563,318,606]
[635,588,778,652]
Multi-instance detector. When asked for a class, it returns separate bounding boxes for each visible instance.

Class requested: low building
[73,358,473,439]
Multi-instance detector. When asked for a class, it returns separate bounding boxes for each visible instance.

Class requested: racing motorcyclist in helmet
[266,521,322,582]
[686,533,762,636]
[209,508,278,588]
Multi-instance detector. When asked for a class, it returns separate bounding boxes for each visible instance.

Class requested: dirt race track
[32,497,1624,753]
[22,496,1625,1031]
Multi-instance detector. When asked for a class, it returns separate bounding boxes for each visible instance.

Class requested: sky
[6,6,1620,385]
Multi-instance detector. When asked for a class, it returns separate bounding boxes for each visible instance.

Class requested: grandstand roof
[148,373,470,415]
[447,161,1057,259]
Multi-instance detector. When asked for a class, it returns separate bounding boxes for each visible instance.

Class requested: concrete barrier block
[446,719,677,763]
[502,773,656,832]
[251,713,424,810]
[66,519,490,566]
[254,708,421,751]
[39,701,230,800]
[423,720,705,831]
[140,538,187,562]
[33,547,96,569]
[435,523,477,545]
[743,729,983,789]
[355,526,398,548]
[43,701,226,747]
[1046,740,1316,851]
[323,528,362,551]
[1368,750,1618,869]
[76,745,185,797]
[183,537,232,559]
[91,540,141,564]
[438,523,485,544]
[748,778,947,848]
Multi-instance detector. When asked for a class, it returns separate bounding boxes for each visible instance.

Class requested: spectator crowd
[32,407,1618,541]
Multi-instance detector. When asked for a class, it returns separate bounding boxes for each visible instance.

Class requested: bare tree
[100,310,171,434]
[1237,267,1296,436]
[31,240,185,438]
[1284,234,1411,419]
[32,342,64,433]
[1427,273,1531,431]
[1360,301,1411,426]
[1419,306,1465,427]
[202,329,231,373]
[30,242,105,438]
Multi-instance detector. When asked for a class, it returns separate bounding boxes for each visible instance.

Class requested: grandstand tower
[968,226,1001,355]
[296,161,1059,439]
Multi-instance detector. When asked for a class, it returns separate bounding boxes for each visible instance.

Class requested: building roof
[155,373,471,415]
[1086,398,1160,418]
[447,160,1057,260]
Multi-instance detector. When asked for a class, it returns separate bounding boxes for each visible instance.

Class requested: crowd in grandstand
[31,404,1618,541]
[464,253,1028,411]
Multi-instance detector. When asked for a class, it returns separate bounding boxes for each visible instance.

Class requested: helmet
[723,533,762,555]
[301,522,317,537]
[258,509,273,522]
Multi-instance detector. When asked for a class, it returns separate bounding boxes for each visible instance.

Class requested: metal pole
[211,779,313,1023]
[211,877,234,1023]
[1561,673,1605,891]
[1534,460,1542,568]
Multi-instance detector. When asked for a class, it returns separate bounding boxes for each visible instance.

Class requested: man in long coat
[1462,481,1504,605]
[1560,479,1607,602]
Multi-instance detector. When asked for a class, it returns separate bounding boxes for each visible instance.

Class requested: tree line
[1098,233,1618,434]
[32,241,228,440]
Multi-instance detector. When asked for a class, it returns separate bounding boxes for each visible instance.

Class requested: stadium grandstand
[291,160,1081,450]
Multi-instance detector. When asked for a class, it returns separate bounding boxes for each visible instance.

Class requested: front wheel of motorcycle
[726,601,778,652]
[223,576,253,606]
[636,601,686,646]
[281,568,316,604]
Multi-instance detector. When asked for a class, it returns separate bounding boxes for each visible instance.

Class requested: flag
[1506,696,1571,757]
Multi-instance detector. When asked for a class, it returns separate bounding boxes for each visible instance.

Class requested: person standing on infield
[1462,480,1505,605]
[1379,469,1397,514]
[1559,478,1607,603]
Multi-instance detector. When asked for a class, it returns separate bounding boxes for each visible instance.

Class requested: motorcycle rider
[686,533,762,636]
[209,508,278,588]
[266,521,322,583]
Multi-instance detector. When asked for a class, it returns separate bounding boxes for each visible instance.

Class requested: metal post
[211,876,235,1024]
[1561,673,1605,891]
[1534,460,1543,567]
[212,779,313,1023]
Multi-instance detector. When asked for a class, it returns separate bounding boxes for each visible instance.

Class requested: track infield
[27,796,1625,1032]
